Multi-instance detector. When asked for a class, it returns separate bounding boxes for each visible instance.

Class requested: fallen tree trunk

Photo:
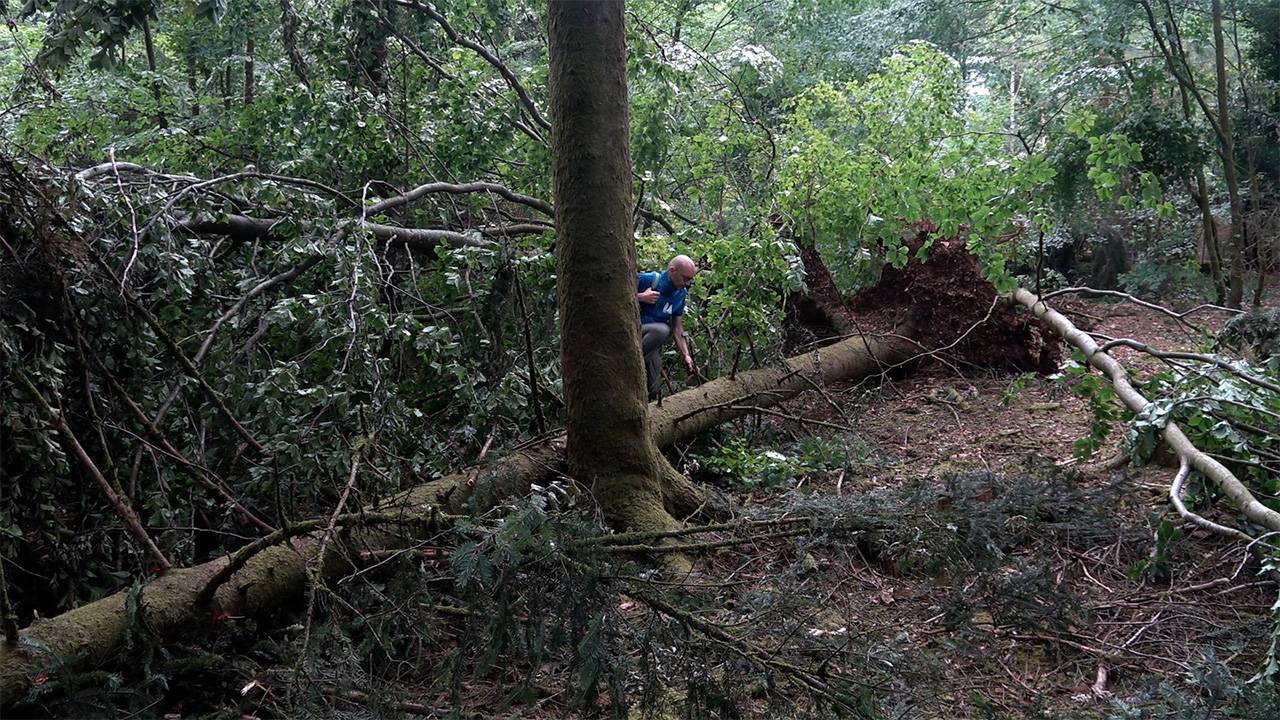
[648,327,914,448]
[1013,288,1280,534]
[0,327,915,706]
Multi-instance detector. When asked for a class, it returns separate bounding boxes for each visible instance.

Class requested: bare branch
[12,369,172,572]
[389,0,551,134]
[365,179,552,217]
[76,162,199,182]
[382,14,455,80]
[480,222,552,237]
[1136,0,1230,152]
[85,248,268,455]
[1093,336,1280,394]
[173,213,502,250]
[1170,459,1254,542]
[98,360,277,534]
[1040,285,1243,332]
[1015,288,1280,534]
[363,221,497,249]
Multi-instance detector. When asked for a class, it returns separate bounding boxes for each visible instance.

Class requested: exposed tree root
[594,471,693,575]
[798,235,1062,374]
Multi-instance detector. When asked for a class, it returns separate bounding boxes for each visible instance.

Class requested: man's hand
[637,289,660,304]
[683,353,697,374]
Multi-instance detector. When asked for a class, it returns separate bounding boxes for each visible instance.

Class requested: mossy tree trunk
[547,0,697,543]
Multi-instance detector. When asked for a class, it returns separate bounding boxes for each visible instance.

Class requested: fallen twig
[12,368,172,572]
[726,405,856,433]
[574,516,817,548]
[322,686,438,716]
[602,527,816,555]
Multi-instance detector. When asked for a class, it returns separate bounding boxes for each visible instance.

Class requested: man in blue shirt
[636,255,698,400]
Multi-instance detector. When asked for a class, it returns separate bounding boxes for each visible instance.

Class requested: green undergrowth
[14,466,1278,719]
[691,431,886,491]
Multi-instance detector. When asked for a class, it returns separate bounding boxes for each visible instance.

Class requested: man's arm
[672,315,695,373]
[637,272,659,303]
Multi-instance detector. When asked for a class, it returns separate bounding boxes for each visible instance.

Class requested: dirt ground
[104,288,1278,720]
[399,289,1279,720]
[668,288,1279,718]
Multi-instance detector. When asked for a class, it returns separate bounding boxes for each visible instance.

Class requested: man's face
[669,263,698,290]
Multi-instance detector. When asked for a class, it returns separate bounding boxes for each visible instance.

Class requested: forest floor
[628,286,1275,719]
[316,289,1276,720]
[86,289,1278,720]
[722,291,1279,718]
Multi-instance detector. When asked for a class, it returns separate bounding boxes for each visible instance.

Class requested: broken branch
[12,369,172,572]
[1014,288,1280,534]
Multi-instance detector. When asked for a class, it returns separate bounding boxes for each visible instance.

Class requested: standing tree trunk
[1247,137,1266,308]
[1141,1,1224,299]
[185,53,201,117]
[1139,0,1244,305]
[222,66,233,112]
[1193,173,1226,303]
[1170,49,1225,302]
[1212,0,1245,307]
[244,38,256,105]
[279,0,311,88]
[547,0,704,564]
[348,0,389,93]
[140,17,168,129]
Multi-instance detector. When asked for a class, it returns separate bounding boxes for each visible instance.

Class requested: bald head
[669,255,695,273]
[668,255,698,289]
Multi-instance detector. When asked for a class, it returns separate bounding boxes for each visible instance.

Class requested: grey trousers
[640,322,672,397]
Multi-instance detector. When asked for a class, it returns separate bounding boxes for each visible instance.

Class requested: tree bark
[222,66,232,112]
[1246,138,1265,308]
[547,0,696,546]
[1212,0,1246,307]
[244,38,256,105]
[0,327,913,704]
[141,17,168,129]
